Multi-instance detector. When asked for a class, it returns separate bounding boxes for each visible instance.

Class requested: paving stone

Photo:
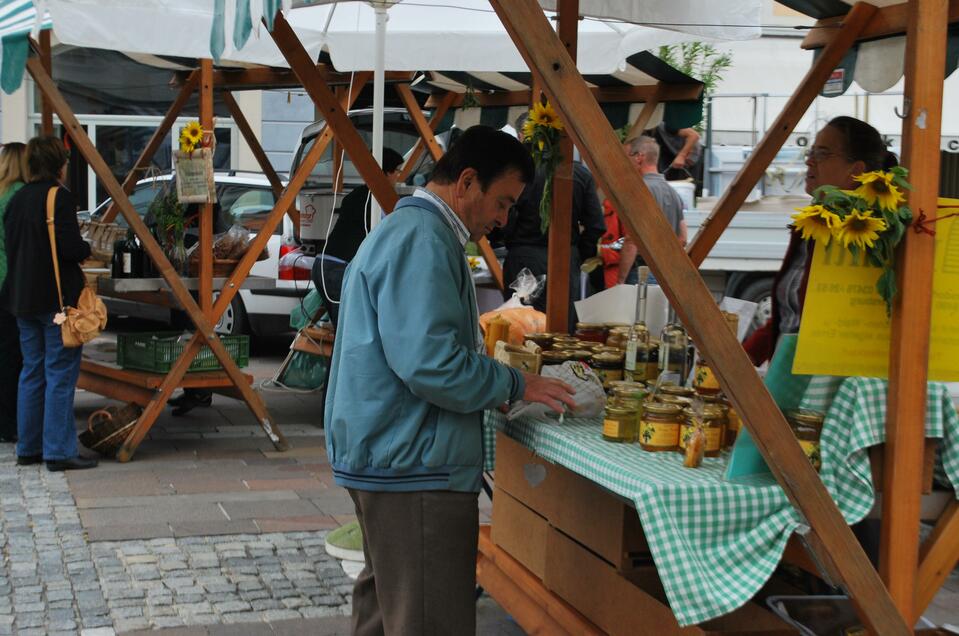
[79,628,116,636]
[262,609,302,621]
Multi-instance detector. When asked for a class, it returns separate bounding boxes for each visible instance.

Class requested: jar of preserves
[567,349,593,363]
[786,409,825,435]
[525,332,555,350]
[692,358,721,395]
[723,399,742,447]
[660,385,695,399]
[575,322,608,344]
[792,425,822,471]
[604,322,630,332]
[646,341,660,381]
[611,382,646,402]
[610,396,642,413]
[603,404,638,443]
[541,350,573,367]
[679,406,727,458]
[590,352,624,387]
[659,324,690,378]
[639,402,683,452]
[656,394,693,410]
[594,345,623,355]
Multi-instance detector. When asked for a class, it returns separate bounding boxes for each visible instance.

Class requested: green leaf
[876,266,898,317]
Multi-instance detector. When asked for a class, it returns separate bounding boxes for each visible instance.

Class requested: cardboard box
[495,432,649,570]
[490,487,549,580]
[545,527,794,635]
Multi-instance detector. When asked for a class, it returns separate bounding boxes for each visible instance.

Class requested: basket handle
[87,408,113,434]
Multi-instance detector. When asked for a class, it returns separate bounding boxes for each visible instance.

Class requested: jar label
[799,440,822,470]
[639,420,679,447]
[727,412,742,432]
[694,363,720,391]
[603,418,628,438]
[680,423,723,452]
[122,253,132,274]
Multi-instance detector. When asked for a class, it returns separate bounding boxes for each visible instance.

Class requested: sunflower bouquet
[521,100,564,232]
[792,167,912,315]
[178,120,204,154]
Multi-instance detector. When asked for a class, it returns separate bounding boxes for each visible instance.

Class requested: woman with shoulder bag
[0,142,29,443]
[2,136,97,471]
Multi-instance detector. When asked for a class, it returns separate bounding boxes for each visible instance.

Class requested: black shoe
[171,391,213,417]
[16,455,42,466]
[0,434,17,443]
[46,457,98,471]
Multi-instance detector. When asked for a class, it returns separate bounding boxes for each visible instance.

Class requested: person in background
[616,136,688,285]
[645,122,703,184]
[743,116,897,366]
[2,136,96,471]
[0,143,29,442]
[595,199,627,291]
[312,147,405,327]
[325,126,575,634]
[493,113,605,330]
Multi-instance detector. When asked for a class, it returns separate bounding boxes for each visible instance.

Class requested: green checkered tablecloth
[482,378,959,627]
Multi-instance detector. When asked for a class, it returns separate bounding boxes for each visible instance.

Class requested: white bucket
[668,180,696,212]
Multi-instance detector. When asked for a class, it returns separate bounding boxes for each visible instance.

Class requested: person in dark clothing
[493,113,605,331]
[643,122,703,184]
[311,147,404,327]
[2,136,97,471]
[0,142,28,442]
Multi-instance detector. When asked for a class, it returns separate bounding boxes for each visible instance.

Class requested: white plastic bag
[507,361,606,421]
[497,268,545,310]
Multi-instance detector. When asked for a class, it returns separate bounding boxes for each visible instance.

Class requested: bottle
[111,235,135,278]
[625,266,649,381]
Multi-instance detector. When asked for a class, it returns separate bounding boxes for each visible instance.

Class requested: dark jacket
[742,230,811,366]
[2,182,90,316]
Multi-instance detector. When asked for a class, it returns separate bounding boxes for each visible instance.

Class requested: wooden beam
[627,94,660,143]
[397,90,456,183]
[881,0,949,623]
[425,83,702,109]
[192,67,413,90]
[545,0,578,332]
[801,0,959,50]
[686,2,876,267]
[25,55,288,460]
[332,85,346,194]
[221,90,301,229]
[199,60,214,320]
[39,30,53,135]
[487,2,909,633]
[269,14,398,213]
[916,500,959,614]
[102,72,199,224]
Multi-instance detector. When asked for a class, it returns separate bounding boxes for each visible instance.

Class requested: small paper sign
[823,69,845,96]
[175,148,216,204]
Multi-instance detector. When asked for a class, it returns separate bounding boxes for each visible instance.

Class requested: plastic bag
[215,224,251,260]
[278,351,327,390]
[507,361,605,421]
[498,268,545,310]
[290,290,326,330]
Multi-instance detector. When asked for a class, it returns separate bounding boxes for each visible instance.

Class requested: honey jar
[575,322,608,344]
[722,398,741,447]
[660,385,695,399]
[611,382,647,402]
[679,406,727,458]
[541,350,573,367]
[525,332,555,350]
[792,425,822,471]
[638,402,683,452]
[786,409,825,435]
[567,349,593,363]
[646,341,660,381]
[590,352,624,387]
[603,404,638,443]
[692,358,721,395]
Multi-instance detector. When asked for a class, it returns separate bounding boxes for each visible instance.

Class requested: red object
[599,200,626,289]
[278,246,312,281]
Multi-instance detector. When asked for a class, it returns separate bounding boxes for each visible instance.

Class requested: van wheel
[739,277,774,335]
[214,294,248,336]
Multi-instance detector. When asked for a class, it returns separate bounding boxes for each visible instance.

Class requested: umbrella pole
[369,4,389,229]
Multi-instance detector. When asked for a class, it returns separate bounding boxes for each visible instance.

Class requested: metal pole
[369,4,388,229]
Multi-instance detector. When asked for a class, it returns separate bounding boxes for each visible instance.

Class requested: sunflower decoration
[178,120,205,154]
[521,100,565,232]
[798,166,913,315]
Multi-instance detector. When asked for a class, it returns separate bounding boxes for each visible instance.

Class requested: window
[218,185,282,235]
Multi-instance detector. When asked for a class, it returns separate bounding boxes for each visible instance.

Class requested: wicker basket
[79,221,127,262]
[188,258,240,278]
[80,403,142,458]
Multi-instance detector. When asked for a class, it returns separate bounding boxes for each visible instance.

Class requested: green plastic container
[117,332,249,373]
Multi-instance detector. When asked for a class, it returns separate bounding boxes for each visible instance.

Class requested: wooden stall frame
[396,90,456,183]
[486,0,909,631]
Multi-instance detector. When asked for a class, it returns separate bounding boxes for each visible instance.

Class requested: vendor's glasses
[803,147,844,163]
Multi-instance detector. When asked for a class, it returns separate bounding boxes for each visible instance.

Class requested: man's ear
[454,167,478,198]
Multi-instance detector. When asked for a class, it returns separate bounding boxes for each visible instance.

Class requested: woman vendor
[743,116,898,371]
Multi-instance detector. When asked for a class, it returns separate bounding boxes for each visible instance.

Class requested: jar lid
[568,350,593,360]
[541,350,572,362]
[605,405,636,417]
[682,405,727,421]
[576,322,606,330]
[590,352,622,364]
[660,385,695,397]
[611,397,641,410]
[608,380,644,390]
[595,346,624,355]
[525,332,554,340]
[786,409,825,426]
[656,395,692,407]
[644,402,683,416]
[604,322,630,329]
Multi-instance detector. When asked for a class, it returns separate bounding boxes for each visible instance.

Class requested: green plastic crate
[117,332,249,373]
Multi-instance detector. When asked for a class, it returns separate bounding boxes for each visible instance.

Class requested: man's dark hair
[27,136,68,182]
[827,116,898,171]
[430,125,534,189]
[383,147,404,174]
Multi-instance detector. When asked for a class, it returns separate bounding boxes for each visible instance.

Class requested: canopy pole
[39,30,53,136]
[881,0,948,622]
[199,59,214,319]
[369,4,389,230]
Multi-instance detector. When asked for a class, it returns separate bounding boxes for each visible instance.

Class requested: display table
[483,378,959,626]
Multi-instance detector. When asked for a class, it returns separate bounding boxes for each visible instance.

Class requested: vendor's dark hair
[382,147,404,174]
[430,125,534,189]
[827,116,898,171]
[27,136,69,182]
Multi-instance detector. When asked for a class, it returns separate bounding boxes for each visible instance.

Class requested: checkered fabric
[482,377,959,627]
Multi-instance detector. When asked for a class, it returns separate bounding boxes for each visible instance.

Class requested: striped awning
[0,0,50,93]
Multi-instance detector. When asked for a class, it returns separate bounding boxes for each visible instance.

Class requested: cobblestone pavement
[0,443,352,635]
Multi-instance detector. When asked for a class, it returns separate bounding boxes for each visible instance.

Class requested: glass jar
[594,345,623,355]
[639,402,683,452]
[646,341,660,381]
[525,332,555,351]
[679,406,727,458]
[590,352,624,387]
[723,399,742,447]
[659,324,690,378]
[660,385,695,399]
[541,350,573,367]
[692,358,721,395]
[575,322,608,344]
[656,394,693,410]
[786,409,825,435]
[792,425,822,471]
[611,383,647,402]
[567,349,593,363]
[603,404,638,443]
[552,336,579,348]
[627,344,651,382]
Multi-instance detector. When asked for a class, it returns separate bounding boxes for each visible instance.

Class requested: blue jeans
[16,313,82,461]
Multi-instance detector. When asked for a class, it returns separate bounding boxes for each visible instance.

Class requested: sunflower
[791,205,840,244]
[182,121,203,146]
[852,171,904,211]
[529,101,563,131]
[835,210,887,250]
[179,140,193,154]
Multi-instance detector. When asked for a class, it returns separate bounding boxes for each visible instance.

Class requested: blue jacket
[324,194,524,493]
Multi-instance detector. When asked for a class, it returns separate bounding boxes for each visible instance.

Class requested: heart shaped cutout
[523,463,547,488]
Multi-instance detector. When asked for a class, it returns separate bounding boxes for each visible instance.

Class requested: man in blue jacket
[325,126,576,635]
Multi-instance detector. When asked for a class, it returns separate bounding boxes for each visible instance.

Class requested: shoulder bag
[46,186,107,347]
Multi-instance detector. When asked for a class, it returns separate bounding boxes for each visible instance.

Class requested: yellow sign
[793,202,959,380]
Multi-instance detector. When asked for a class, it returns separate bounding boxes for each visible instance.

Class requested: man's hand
[521,372,577,414]
[671,154,688,169]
